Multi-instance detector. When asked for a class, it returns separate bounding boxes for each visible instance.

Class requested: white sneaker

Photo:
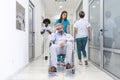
[79,61,83,65]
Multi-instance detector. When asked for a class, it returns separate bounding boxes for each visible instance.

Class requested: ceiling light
[92,5,96,8]
[59,6,63,9]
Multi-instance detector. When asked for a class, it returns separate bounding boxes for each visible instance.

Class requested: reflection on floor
[7,55,114,80]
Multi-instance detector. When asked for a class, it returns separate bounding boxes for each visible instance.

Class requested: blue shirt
[54,19,70,33]
[50,32,74,44]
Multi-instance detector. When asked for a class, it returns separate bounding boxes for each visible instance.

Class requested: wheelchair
[49,51,75,74]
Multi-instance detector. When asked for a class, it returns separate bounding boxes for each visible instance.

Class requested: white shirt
[74,19,90,38]
[50,32,74,44]
[41,26,51,39]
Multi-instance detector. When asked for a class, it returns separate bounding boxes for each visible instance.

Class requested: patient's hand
[59,39,67,47]
[59,41,65,47]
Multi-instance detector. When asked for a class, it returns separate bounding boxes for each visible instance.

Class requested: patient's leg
[65,42,72,65]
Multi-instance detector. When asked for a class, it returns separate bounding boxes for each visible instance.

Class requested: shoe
[66,63,71,69]
[85,60,88,65]
[45,56,48,60]
[49,66,57,72]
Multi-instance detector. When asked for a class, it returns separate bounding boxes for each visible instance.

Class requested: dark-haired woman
[53,11,70,63]
[54,11,70,34]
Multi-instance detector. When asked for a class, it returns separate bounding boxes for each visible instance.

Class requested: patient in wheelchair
[49,23,74,72]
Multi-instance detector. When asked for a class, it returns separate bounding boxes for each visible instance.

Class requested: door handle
[100,29,103,32]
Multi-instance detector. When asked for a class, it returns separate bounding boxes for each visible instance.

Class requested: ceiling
[42,0,82,23]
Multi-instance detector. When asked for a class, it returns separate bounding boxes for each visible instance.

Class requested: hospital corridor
[0,0,120,80]
[7,55,113,80]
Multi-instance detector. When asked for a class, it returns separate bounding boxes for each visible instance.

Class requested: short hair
[43,18,51,24]
[79,11,85,18]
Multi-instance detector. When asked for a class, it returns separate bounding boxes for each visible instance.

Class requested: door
[103,0,120,78]
[89,0,101,66]
[29,1,35,62]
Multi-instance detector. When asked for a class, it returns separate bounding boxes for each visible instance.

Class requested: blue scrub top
[54,19,70,33]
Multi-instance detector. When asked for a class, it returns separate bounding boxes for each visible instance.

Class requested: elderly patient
[49,23,74,72]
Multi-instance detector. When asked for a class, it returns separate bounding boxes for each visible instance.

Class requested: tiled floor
[7,55,114,80]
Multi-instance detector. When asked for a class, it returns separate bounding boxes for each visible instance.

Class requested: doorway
[29,1,35,62]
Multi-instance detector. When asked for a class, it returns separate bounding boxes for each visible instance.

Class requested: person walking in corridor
[53,11,71,62]
[41,18,52,60]
[74,11,90,65]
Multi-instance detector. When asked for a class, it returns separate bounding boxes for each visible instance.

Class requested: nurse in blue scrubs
[54,11,70,34]
[54,11,71,63]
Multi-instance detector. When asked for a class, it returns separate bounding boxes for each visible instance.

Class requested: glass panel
[90,48,100,65]
[103,51,120,78]
[89,0,100,47]
[89,0,100,65]
[104,0,120,78]
[104,0,120,49]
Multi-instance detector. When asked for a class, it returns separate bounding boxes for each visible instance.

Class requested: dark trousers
[76,37,88,60]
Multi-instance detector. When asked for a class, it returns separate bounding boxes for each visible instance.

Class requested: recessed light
[59,6,63,9]
[92,5,96,8]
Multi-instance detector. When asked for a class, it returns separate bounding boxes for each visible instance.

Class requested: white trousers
[50,42,73,68]
[43,37,50,57]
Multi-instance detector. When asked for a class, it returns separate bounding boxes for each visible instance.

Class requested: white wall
[0,0,45,79]
[0,0,29,79]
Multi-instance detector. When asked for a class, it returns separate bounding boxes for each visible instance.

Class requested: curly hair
[43,18,51,24]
